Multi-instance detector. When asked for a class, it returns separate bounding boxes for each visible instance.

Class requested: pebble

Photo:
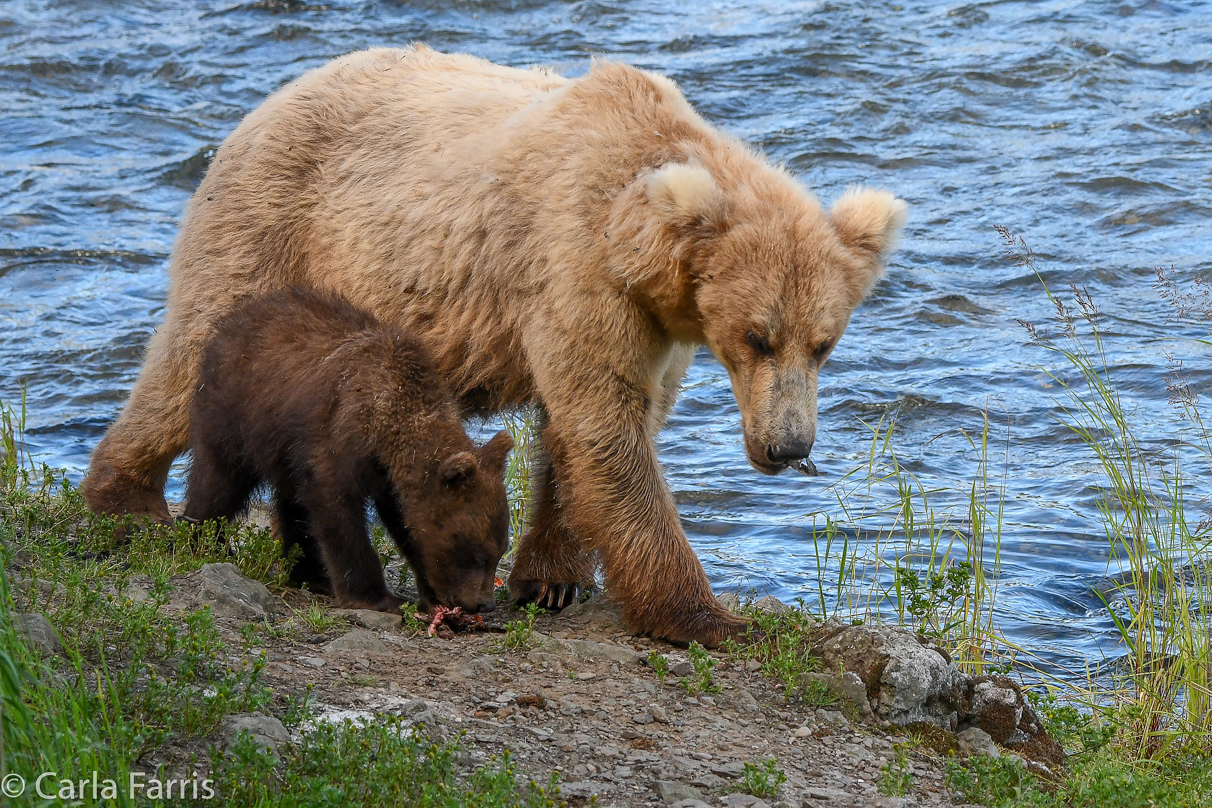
[721,794,759,807]
[220,712,291,759]
[14,613,64,657]
[745,659,762,672]
[324,628,393,656]
[957,726,1000,758]
[652,780,704,805]
[709,760,745,778]
[633,713,655,724]
[754,595,790,615]
[816,709,848,727]
[299,656,325,668]
[671,661,695,678]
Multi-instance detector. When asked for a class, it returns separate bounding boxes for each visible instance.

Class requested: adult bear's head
[637,160,907,476]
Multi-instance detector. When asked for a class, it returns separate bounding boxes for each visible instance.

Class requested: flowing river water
[1,0,1210,673]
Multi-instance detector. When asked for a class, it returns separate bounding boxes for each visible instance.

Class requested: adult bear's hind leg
[83,312,204,523]
[508,410,596,611]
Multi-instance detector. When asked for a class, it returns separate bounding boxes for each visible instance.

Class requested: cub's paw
[509,579,584,611]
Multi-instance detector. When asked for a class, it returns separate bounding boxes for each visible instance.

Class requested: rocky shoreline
[9,559,1065,807]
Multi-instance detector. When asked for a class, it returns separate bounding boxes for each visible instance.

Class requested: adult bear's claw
[512,580,582,611]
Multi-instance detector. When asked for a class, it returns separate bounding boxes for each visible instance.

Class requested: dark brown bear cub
[183,287,513,615]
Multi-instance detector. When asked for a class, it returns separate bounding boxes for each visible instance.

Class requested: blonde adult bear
[83,45,907,647]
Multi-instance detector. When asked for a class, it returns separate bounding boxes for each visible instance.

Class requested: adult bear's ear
[646,162,729,231]
[440,452,479,488]
[478,429,514,471]
[829,186,908,302]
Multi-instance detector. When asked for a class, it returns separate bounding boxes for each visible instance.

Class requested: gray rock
[325,629,392,656]
[199,563,278,620]
[459,655,498,678]
[804,787,846,801]
[815,708,849,728]
[671,660,695,678]
[400,699,437,731]
[810,623,1064,768]
[562,782,611,799]
[957,727,1000,759]
[221,712,291,758]
[745,659,762,672]
[15,613,64,656]
[718,592,742,612]
[690,772,726,790]
[559,594,624,631]
[671,801,713,808]
[722,794,759,807]
[650,704,669,723]
[337,608,401,631]
[725,685,760,713]
[299,656,325,668]
[814,623,961,726]
[801,671,874,720]
[838,671,873,717]
[633,712,655,724]
[873,798,908,808]
[969,679,1023,740]
[542,636,641,665]
[711,760,746,778]
[754,595,790,615]
[653,780,704,805]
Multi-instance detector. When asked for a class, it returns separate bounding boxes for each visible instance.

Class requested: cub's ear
[830,186,908,302]
[645,163,728,230]
[479,429,515,471]
[440,452,479,488]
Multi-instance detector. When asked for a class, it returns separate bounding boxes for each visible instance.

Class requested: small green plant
[647,650,670,684]
[294,602,344,635]
[740,757,786,799]
[894,561,974,640]
[680,641,719,696]
[800,677,840,708]
[724,606,826,699]
[878,743,914,797]
[943,755,1050,808]
[501,602,542,650]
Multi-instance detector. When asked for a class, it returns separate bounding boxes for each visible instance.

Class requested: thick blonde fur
[83,45,907,646]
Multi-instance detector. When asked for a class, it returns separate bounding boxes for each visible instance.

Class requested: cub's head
[405,429,513,614]
[645,162,907,475]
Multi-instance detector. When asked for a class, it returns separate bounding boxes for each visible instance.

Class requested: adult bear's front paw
[646,605,757,650]
[509,578,585,611]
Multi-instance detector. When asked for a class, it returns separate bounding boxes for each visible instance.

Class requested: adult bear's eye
[813,339,835,364]
[746,330,774,357]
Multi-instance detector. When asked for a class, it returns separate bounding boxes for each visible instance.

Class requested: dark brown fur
[183,288,513,614]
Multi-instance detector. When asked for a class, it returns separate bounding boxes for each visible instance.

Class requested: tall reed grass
[999,227,1212,760]
[802,410,1007,673]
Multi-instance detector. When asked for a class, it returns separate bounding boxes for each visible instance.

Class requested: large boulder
[811,619,1063,769]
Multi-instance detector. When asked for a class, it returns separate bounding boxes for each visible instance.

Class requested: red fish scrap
[495,577,504,588]
[417,606,484,637]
